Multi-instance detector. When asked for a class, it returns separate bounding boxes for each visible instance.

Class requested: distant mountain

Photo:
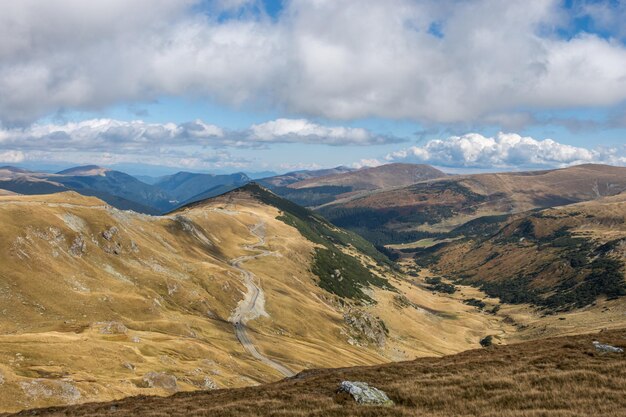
[258,166,354,188]
[290,163,446,191]
[318,164,626,245]
[261,163,447,207]
[0,165,168,214]
[155,171,250,204]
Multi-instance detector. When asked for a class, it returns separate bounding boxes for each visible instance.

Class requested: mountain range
[0,162,625,414]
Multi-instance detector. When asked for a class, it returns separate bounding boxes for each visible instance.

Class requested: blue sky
[1,0,626,175]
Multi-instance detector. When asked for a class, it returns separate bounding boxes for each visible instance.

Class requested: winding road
[229,222,295,378]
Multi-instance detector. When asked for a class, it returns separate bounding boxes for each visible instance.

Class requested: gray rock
[69,235,87,256]
[102,226,118,241]
[593,341,624,353]
[142,371,178,392]
[98,321,128,335]
[338,381,393,406]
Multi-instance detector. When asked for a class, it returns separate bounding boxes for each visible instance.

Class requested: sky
[1,0,626,175]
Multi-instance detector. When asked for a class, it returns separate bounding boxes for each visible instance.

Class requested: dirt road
[229,222,295,377]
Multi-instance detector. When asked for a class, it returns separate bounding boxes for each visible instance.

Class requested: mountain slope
[409,192,626,311]
[263,163,447,208]
[319,164,626,244]
[154,172,250,204]
[258,166,354,188]
[9,328,626,417]
[290,163,446,191]
[0,187,505,413]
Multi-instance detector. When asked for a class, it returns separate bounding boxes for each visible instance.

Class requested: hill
[408,192,626,312]
[0,166,169,214]
[318,164,626,245]
[0,186,507,413]
[154,172,250,204]
[258,166,353,188]
[263,163,447,207]
[7,328,626,417]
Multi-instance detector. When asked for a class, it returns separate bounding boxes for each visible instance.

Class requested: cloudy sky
[1,0,626,174]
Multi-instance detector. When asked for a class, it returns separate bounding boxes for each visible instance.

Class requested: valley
[0,163,625,415]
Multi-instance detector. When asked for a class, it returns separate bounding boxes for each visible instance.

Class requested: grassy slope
[414,193,626,311]
[10,328,626,417]
[234,183,394,301]
[319,164,626,245]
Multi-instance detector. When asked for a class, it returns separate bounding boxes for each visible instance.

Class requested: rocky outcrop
[141,372,178,392]
[97,321,128,335]
[343,309,388,348]
[337,381,393,406]
[593,341,624,353]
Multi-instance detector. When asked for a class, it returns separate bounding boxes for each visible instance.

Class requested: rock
[343,309,388,348]
[338,381,393,406]
[20,379,81,403]
[142,371,178,392]
[97,321,128,335]
[102,226,118,241]
[0,371,4,385]
[69,235,87,256]
[593,341,624,353]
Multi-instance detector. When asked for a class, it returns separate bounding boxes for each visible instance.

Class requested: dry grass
[8,329,626,417]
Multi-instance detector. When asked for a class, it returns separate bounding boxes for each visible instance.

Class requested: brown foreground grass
[7,328,626,417]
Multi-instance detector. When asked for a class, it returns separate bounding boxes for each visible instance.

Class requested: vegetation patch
[242,184,394,301]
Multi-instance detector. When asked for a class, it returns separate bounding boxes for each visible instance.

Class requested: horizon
[0,1,625,174]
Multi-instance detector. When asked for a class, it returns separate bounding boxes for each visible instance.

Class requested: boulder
[338,381,393,406]
[142,371,178,392]
[593,341,624,353]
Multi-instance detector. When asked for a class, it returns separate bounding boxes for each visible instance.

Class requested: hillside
[258,166,353,188]
[264,163,446,207]
[0,166,168,214]
[154,172,250,204]
[0,186,506,413]
[290,163,446,191]
[410,192,626,311]
[319,164,626,244]
[7,328,626,417]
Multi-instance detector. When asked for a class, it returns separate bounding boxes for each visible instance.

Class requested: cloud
[1,1,626,126]
[0,117,400,168]
[0,150,25,163]
[351,158,383,169]
[386,132,626,169]
[249,119,398,145]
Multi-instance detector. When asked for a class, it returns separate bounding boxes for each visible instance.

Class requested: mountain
[154,171,250,205]
[262,163,447,208]
[0,186,508,412]
[318,164,626,245]
[0,166,169,214]
[9,328,626,417]
[258,166,354,188]
[408,191,626,312]
[290,163,446,191]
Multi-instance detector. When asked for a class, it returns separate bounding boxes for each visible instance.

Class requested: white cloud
[0,150,25,163]
[0,117,399,168]
[386,132,626,168]
[249,119,395,145]
[351,158,383,169]
[1,1,626,126]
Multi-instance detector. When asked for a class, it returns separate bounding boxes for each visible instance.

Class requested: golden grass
[8,329,626,417]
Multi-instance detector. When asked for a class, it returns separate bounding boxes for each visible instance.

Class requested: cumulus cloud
[0,150,25,163]
[0,118,397,151]
[352,159,383,169]
[249,119,397,145]
[0,117,400,168]
[1,1,626,126]
[386,133,626,169]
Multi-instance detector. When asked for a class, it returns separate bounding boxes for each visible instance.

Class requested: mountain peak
[57,165,110,176]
